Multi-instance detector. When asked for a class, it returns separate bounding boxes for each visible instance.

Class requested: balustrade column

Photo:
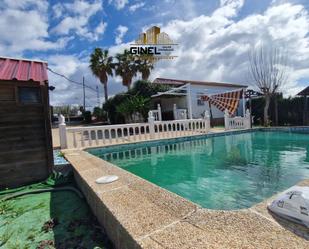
[59,114,68,149]
[148,111,155,139]
[224,109,230,131]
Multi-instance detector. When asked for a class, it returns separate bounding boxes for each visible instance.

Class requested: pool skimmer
[95,175,119,184]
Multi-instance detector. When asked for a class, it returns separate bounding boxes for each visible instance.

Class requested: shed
[0,56,53,188]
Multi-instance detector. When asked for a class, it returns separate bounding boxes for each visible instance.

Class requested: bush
[116,95,150,123]
[83,111,92,123]
[92,107,107,121]
[103,94,127,124]
[251,94,306,126]
[103,80,170,124]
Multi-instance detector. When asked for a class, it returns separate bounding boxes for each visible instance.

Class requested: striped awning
[200,89,243,115]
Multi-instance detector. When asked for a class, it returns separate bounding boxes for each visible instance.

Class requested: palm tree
[114,49,137,89]
[136,55,154,80]
[89,48,113,102]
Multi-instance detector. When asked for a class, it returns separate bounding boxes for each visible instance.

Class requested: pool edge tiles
[64,147,309,249]
[64,128,309,249]
[64,149,199,249]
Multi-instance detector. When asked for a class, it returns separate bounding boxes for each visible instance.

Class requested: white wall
[157,96,187,111]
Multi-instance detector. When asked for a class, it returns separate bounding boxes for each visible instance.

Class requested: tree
[116,95,150,123]
[103,80,170,124]
[129,80,170,97]
[93,106,107,121]
[136,55,154,80]
[89,48,114,102]
[114,49,137,89]
[248,45,288,126]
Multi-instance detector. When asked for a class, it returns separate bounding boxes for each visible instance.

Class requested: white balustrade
[149,104,162,121]
[59,112,211,149]
[58,114,67,149]
[224,109,251,130]
[173,104,187,120]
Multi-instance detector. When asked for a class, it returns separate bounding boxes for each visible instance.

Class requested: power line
[47,67,98,93]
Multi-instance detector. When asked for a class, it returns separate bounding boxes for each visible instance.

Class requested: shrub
[83,111,92,123]
[103,80,170,124]
[251,95,306,126]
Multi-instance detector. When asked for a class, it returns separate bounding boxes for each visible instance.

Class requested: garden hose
[0,187,84,201]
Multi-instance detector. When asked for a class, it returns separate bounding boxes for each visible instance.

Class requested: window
[197,99,204,106]
[18,87,41,104]
[197,92,205,106]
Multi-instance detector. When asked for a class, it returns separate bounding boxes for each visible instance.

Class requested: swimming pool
[88,130,309,210]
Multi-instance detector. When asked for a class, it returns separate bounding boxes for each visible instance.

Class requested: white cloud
[213,0,244,19]
[143,1,309,97]
[52,3,64,19]
[94,22,107,35]
[0,1,69,55]
[115,25,128,45]
[1,0,48,12]
[108,0,129,10]
[51,0,105,41]
[129,2,145,12]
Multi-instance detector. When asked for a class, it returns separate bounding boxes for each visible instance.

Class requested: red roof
[0,57,48,83]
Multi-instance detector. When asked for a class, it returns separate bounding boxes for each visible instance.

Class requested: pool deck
[63,129,309,249]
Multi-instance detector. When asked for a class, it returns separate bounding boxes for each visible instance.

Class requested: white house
[150,78,248,124]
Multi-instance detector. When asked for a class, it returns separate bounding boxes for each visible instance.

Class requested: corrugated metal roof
[0,57,48,83]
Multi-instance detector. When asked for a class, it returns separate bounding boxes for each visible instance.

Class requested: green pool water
[89,131,309,210]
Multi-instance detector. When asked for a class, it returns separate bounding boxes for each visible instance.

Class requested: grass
[0,176,112,249]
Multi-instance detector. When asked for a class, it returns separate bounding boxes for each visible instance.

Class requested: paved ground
[61,126,309,249]
[64,149,309,249]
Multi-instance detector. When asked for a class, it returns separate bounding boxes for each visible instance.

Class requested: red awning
[0,57,48,84]
[201,89,243,115]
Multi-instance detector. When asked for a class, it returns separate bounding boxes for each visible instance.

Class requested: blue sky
[0,0,309,108]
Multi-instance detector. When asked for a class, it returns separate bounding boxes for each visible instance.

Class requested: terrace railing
[224,109,251,130]
[58,112,210,149]
[149,104,162,121]
[173,104,187,120]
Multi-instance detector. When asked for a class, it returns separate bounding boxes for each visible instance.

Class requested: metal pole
[304,95,308,125]
[82,76,85,111]
[249,96,252,128]
[186,83,193,119]
[242,88,245,117]
[96,86,100,107]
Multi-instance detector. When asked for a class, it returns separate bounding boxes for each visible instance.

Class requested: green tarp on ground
[0,175,112,249]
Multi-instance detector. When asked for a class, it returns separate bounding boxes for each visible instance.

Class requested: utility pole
[82,76,85,111]
[96,86,100,107]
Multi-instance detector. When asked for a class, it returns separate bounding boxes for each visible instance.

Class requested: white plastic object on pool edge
[95,175,119,184]
[268,186,309,227]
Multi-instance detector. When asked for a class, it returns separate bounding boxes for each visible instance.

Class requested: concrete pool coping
[63,128,309,249]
